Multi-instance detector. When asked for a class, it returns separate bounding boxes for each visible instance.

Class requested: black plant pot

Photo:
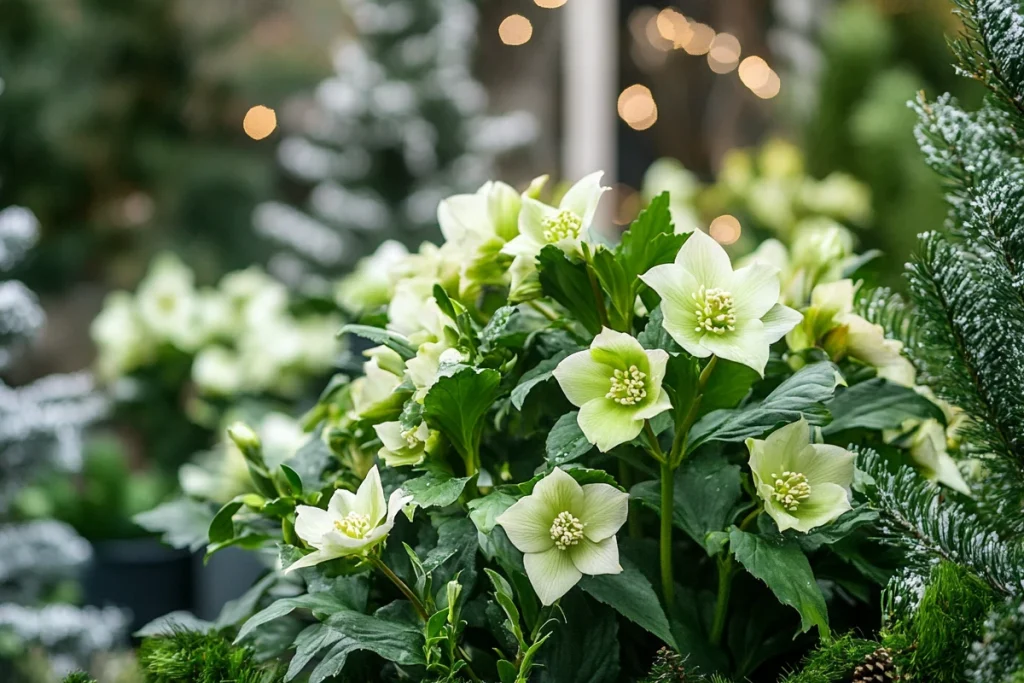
[192,546,267,621]
[83,538,193,635]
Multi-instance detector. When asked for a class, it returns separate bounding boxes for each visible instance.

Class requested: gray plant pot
[191,546,267,621]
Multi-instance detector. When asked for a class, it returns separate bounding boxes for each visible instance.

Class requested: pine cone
[851,647,897,683]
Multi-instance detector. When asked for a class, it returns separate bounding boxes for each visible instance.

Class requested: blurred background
[0,0,979,679]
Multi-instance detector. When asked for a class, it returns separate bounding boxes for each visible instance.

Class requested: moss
[139,630,283,683]
[884,562,995,683]
[778,634,881,683]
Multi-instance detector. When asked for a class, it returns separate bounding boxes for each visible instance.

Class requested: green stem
[668,355,719,466]
[739,506,761,532]
[659,460,675,605]
[709,556,733,646]
[370,556,482,683]
[618,460,642,539]
[527,300,559,322]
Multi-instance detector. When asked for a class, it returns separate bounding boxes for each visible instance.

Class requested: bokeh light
[680,22,715,55]
[752,69,782,99]
[243,106,277,140]
[535,0,567,7]
[618,84,658,131]
[499,15,533,46]
[707,32,741,73]
[709,215,742,245]
[738,56,772,91]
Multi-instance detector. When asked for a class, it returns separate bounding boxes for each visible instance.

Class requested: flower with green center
[908,419,971,495]
[286,466,412,571]
[640,229,802,376]
[552,328,671,452]
[374,420,433,468]
[746,419,855,533]
[495,467,628,605]
[502,171,609,260]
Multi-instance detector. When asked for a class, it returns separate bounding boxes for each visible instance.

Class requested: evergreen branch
[854,285,916,348]
[856,448,1024,597]
[949,0,1024,121]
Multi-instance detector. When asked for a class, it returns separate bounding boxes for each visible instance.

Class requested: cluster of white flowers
[91,254,341,398]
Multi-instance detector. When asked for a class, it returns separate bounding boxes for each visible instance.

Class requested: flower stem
[369,555,482,683]
[659,460,675,606]
[709,555,733,646]
[618,460,642,539]
[584,261,610,329]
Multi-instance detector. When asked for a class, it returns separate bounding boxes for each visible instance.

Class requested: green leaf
[236,593,355,643]
[794,506,879,552]
[280,464,303,495]
[469,491,518,534]
[545,412,593,465]
[687,362,844,453]
[631,452,742,553]
[403,469,472,508]
[423,366,502,462]
[208,499,245,544]
[637,306,680,353]
[305,611,425,683]
[729,528,830,639]
[699,359,761,415]
[133,497,212,552]
[216,573,278,628]
[135,611,213,637]
[537,594,620,683]
[288,437,334,493]
[537,245,602,334]
[511,350,574,410]
[590,247,633,329]
[580,558,677,648]
[823,378,946,434]
[617,193,686,280]
[340,324,417,360]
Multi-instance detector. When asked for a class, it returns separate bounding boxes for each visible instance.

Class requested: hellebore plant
[496,467,628,605]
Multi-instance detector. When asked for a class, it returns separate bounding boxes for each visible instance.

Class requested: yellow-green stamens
[334,511,372,538]
[606,365,648,406]
[692,286,737,334]
[549,511,585,550]
[770,471,811,511]
[541,210,584,243]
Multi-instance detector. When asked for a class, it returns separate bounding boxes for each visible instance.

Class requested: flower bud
[228,422,262,462]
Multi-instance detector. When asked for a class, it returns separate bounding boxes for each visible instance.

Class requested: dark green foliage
[139,630,284,683]
[857,448,1023,597]
[885,562,995,683]
[966,597,1024,683]
[60,673,97,683]
[778,634,880,683]
[640,647,693,683]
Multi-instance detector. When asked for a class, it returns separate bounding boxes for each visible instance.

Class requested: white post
[562,0,618,189]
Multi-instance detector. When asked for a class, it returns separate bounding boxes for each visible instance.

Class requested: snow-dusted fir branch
[0,604,128,660]
[0,521,92,602]
[950,0,1024,119]
[857,448,1024,597]
[256,0,535,287]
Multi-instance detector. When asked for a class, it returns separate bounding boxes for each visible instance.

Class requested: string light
[738,56,771,90]
[617,84,658,131]
[655,8,690,47]
[752,69,781,99]
[243,106,277,140]
[535,0,567,7]
[709,215,742,245]
[707,32,741,73]
[680,22,714,55]
[499,15,533,45]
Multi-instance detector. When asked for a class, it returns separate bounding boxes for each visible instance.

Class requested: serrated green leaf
[618,193,686,280]
[423,366,502,462]
[208,499,245,543]
[699,359,761,415]
[545,411,593,465]
[133,497,212,552]
[403,469,472,508]
[469,491,518,533]
[580,558,677,648]
[536,245,602,334]
[340,324,417,360]
[631,451,743,554]
[823,378,945,434]
[729,528,830,639]
[236,593,356,643]
[307,611,425,683]
[511,350,574,410]
[687,362,843,453]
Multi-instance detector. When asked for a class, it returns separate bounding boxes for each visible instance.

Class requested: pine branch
[856,448,1024,597]
[950,0,1024,121]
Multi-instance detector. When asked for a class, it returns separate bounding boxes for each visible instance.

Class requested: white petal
[553,350,612,407]
[293,506,334,547]
[675,229,733,290]
[328,488,359,519]
[762,498,802,533]
[589,327,650,370]
[569,536,622,575]
[283,549,333,573]
[699,320,770,376]
[730,262,782,321]
[355,466,387,526]
[580,484,629,541]
[374,421,407,452]
[764,419,811,461]
[559,171,608,227]
[502,233,542,258]
[518,197,559,245]
[639,265,707,357]
[496,495,556,553]
[796,444,856,489]
[385,488,414,526]
[645,348,670,390]
[578,399,645,452]
[634,387,673,421]
[438,193,489,243]
[524,547,583,606]
[792,482,851,533]
[761,303,803,343]
[532,467,585,516]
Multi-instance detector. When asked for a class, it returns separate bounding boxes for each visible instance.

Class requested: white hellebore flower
[640,229,802,376]
[287,466,412,571]
[747,419,855,533]
[374,421,431,467]
[496,468,628,605]
[502,171,609,260]
[553,328,671,452]
[908,419,971,495]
